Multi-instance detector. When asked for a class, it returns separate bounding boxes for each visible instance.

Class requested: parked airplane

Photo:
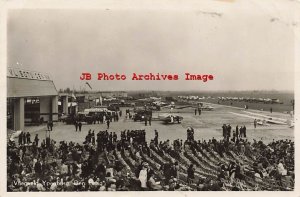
[157,113,183,124]
[162,102,214,111]
[229,111,289,125]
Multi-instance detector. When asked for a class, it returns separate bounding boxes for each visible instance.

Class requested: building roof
[7,77,58,98]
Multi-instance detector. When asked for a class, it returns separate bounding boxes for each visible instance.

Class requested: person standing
[194,109,197,115]
[26,132,31,144]
[34,159,43,177]
[47,121,51,131]
[198,108,201,115]
[22,132,26,145]
[18,132,23,145]
[51,120,53,130]
[187,128,190,141]
[154,130,158,146]
[109,132,113,144]
[170,115,174,124]
[107,119,110,129]
[34,134,39,146]
[149,116,152,126]
[102,114,105,123]
[270,107,273,113]
[78,121,82,132]
[176,116,180,123]
[190,127,195,141]
[50,120,53,131]
[113,132,117,143]
[222,124,227,138]
[254,119,257,129]
[74,121,78,132]
[227,124,231,137]
[92,135,95,145]
[235,125,239,139]
[47,120,53,131]
[239,126,243,138]
[138,162,149,191]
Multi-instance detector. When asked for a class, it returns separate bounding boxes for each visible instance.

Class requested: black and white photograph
[2,0,299,193]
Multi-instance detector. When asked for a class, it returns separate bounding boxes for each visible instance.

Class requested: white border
[0,1,299,197]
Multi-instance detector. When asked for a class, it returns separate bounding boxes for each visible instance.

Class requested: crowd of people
[222,124,247,142]
[7,125,294,191]
[69,111,122,131]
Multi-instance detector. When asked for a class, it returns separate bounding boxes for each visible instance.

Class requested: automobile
[61,113,94,124]
[133,109,152,121]
[61,115,76,124]
[59,114,69,122]
[77,112,94,124]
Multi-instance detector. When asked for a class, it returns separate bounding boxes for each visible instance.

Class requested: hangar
[7,67,58,131]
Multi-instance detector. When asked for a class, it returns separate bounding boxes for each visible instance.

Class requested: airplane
[256,119,270,126]
[152,101,168,107]
[159,101,175,109]
[150,97,161,101]
[138,97,161,102]
[161,102,214,111]
[103,97,117,101]
[137,98,152,102]
[229,111,289,125]
[218,97,282,104]
[288,120,294,128]
[157,113,183,124]
[243,111,288,123]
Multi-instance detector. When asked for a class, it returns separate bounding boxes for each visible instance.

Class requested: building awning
[7,77,58,98]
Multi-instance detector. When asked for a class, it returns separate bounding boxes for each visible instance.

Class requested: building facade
[7,67,58,131]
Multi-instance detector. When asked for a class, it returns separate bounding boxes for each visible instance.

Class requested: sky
[7,0,299,91]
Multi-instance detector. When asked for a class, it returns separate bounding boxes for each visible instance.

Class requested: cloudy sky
[7,0,299,91]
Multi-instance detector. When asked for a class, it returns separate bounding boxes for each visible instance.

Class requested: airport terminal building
[7,67,58,131]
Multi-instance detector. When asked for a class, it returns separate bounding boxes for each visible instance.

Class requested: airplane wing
[175,105,193,109]
[229,112,260,119]
[265,119,287,125]
[229,112,287,125]
[243,111,287,122]
[160,105,172,109]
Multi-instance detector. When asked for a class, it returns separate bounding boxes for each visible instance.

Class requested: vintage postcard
[0,0,299,196]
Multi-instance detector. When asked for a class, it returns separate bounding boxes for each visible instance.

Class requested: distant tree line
[58,88,88,94]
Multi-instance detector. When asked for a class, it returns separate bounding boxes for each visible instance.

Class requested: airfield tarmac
[19,103,294,144]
